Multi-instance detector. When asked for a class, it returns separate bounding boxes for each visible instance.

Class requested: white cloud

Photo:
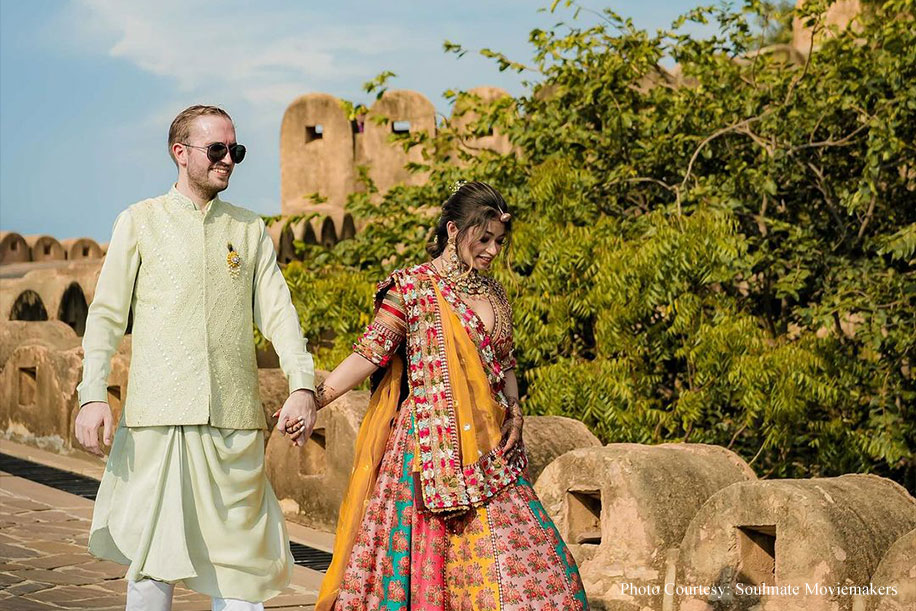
[70,0,411,97]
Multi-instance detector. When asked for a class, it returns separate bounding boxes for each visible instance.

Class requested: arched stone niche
[1,232,30,264]
[25,235,66,262]
[678,475,916,611]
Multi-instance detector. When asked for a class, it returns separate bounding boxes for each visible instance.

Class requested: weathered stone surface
[257,367,289,435]
[793,0,863,53]
[24,236,66,263]
[0,345,83,446]
[534,443,756,610]
[66,352,129,459]
[0,332,129,457]
[0,263,101,333]
[0,321,80,371]
[524,415,600,482]
[679,475,916,611]
[266,377,371,532]
[360,90,435,196]
[266,208,354,262]
[281,93,356,214]
[1,231,31,264]
[59,238,103,261]
[868,527,916,611]
[450,86,513,157]
[266,219,298,265]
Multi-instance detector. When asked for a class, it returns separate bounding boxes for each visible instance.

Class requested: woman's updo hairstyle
[427,181,512,257]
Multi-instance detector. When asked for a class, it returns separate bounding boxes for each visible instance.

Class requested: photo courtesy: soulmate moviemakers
[620,582,899,598]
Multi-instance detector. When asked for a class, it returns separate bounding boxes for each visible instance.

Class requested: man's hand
[271,389,317,447]
[75,402,113,456]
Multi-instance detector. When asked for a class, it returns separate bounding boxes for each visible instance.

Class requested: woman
[289,181,588,611]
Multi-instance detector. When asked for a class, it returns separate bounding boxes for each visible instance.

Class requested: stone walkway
[0,471,318,610]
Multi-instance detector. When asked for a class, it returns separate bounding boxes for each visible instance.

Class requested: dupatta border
[396,264,527,515]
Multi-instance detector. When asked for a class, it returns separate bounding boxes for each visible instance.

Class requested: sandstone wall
[678,475,916,611]
[0,320,80,371]
[524,415,601,482]
[867,527,916,611]
[1,263,101,336]
[0,231,30,264]
[449,86,513,158]
[24,235,66,262]
[265,373,371,532]
[281,93,357,214]
[793,0,863,53]
[60,238,103,261]
[535,443,756,610]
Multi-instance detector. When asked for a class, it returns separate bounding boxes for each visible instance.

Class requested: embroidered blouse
[354,268,516,372]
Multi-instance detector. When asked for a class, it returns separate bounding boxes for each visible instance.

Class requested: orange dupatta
[315,355,403,611]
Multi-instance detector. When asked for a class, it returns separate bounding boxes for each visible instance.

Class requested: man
[75,105,317,611]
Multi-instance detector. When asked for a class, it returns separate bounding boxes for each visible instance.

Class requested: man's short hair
[168,105,233,164]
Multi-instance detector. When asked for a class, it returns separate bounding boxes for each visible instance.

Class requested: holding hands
[272,388,318,447]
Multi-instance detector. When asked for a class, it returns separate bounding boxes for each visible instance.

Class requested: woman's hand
[272,389,317,447]
[500,399,524,454]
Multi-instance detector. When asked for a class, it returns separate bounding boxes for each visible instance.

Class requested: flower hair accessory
[451,179,467,194]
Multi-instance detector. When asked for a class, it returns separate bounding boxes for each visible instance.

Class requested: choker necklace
[436,239,490,296]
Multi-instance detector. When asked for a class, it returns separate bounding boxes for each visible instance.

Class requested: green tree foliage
[279,0,915,489]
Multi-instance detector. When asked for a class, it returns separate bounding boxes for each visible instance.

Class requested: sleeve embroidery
[353,278,407,367]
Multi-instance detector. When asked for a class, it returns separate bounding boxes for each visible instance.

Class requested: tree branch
[788,123,869,155]
[857,194,877,239]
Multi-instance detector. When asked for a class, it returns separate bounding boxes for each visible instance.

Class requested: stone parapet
[534,443,756,610]
[678,475,916,611]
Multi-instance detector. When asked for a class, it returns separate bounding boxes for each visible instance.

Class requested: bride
[284,181,589,611]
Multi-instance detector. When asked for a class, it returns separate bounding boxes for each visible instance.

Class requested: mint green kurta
[82,186,307,602]
[89,419,292,602]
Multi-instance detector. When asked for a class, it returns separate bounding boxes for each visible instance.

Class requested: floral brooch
[226,242,242,277]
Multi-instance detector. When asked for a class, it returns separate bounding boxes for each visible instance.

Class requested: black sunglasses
[182,142,247,164]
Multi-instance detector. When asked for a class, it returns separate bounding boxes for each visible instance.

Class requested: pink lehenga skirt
[333,406,589,611]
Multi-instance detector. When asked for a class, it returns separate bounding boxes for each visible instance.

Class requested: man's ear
[172,143,187,168]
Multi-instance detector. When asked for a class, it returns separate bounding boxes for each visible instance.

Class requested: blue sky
[1,1,704,242]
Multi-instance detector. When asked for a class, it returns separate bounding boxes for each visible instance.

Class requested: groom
[75,105,318,610]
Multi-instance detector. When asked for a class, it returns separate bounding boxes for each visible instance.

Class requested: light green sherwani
[78,186,314,428]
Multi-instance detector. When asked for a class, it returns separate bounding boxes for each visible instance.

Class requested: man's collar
[168,184,221,213]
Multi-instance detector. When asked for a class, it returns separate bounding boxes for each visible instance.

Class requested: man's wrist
[79,400,109,409]
[290,388,316,400]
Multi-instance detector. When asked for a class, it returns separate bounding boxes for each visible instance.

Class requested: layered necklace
[434,240,491,297]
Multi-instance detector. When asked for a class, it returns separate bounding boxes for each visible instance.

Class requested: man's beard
[188,163,230,201]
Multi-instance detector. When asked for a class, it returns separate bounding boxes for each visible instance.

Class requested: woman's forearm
[504,369,519,404]
[316,353,381,408]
